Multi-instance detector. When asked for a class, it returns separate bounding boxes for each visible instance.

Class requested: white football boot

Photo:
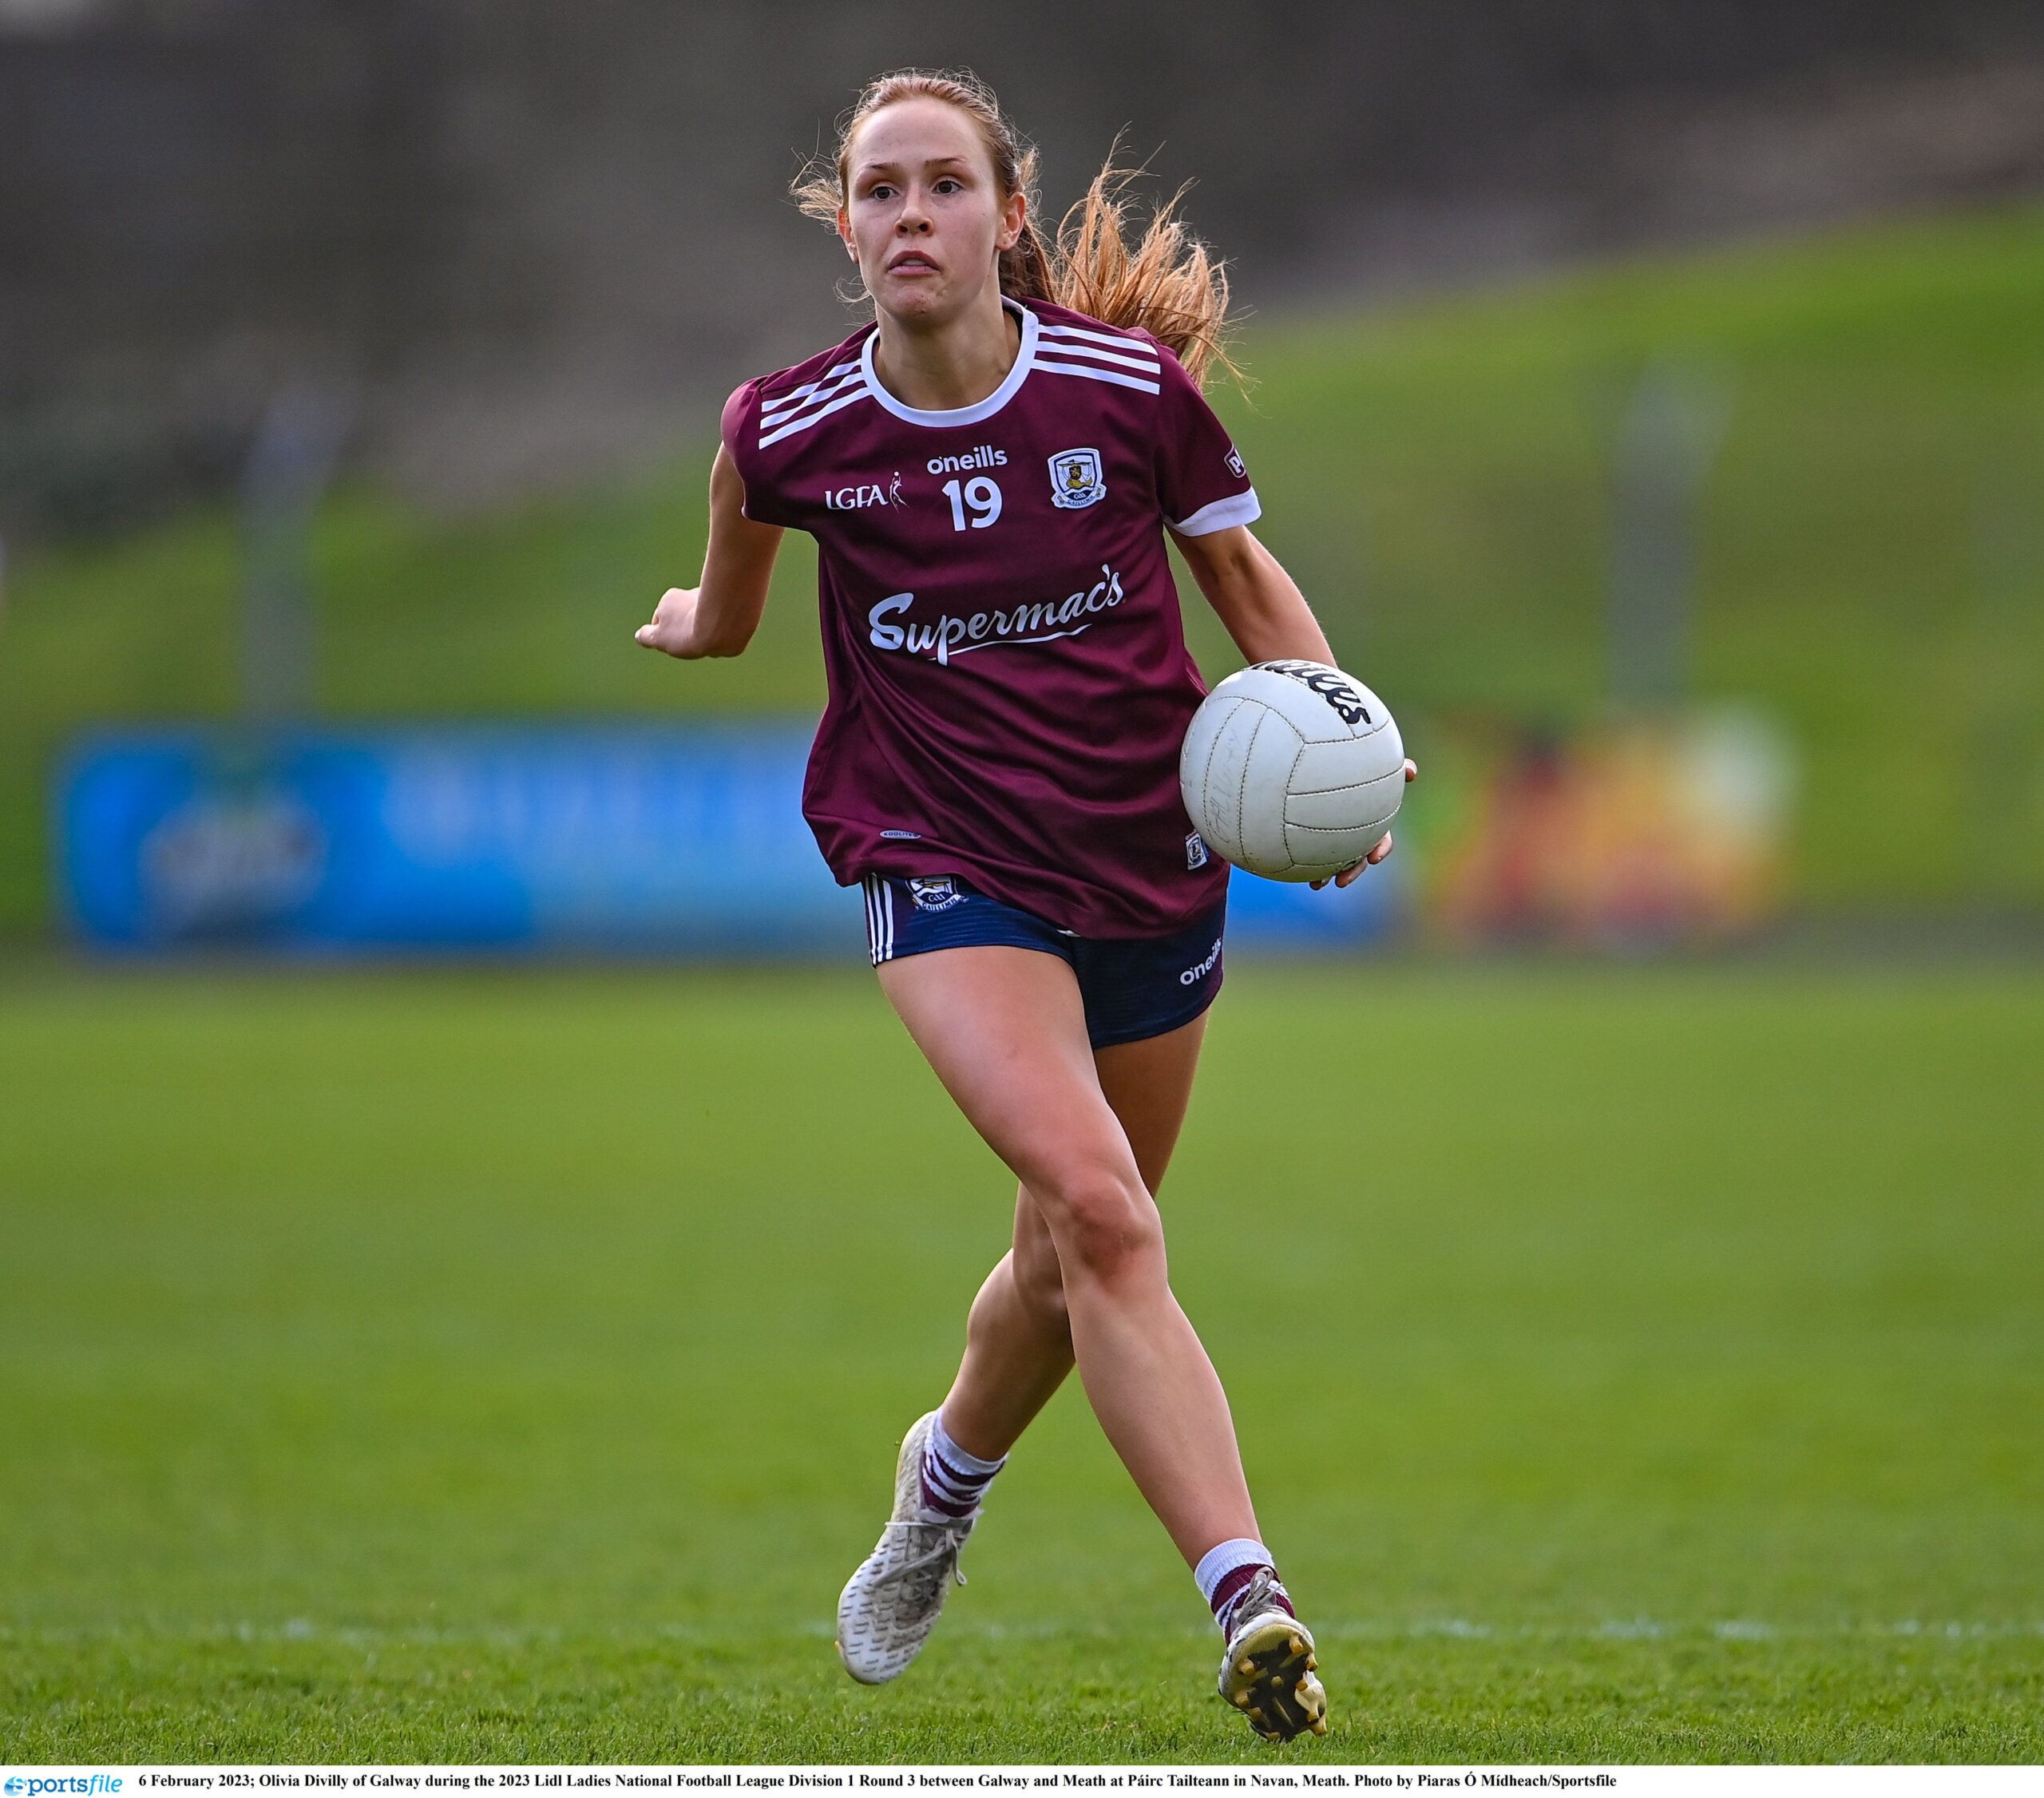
[835,1410,977,1684]
[1218,1568,1328,1741]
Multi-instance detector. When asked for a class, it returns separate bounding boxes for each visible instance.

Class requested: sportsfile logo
[7,1780,123,1795]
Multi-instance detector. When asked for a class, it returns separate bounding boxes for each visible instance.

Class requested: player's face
[839,98,1024,327]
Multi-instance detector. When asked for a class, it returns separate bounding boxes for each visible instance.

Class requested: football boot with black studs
[1218,1568,1328,1741]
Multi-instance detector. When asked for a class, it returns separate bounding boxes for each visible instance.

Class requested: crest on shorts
[907,876,965,912]
[1048,448,1106,510]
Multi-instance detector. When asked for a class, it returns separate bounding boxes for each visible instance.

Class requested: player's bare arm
[1177,520,1418,886]
[635,442,782,659]
[1172,521,1337,667]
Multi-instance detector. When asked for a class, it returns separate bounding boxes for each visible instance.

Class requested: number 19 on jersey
[943,477,1002,531]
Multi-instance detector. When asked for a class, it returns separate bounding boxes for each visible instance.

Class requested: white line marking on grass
[6,1618,2042,1646]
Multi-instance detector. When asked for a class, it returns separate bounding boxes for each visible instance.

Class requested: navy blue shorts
[860,873,1226,1051]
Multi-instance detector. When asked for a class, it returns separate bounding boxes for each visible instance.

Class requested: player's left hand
[1312,758,1417,889]
[636,585,704,657]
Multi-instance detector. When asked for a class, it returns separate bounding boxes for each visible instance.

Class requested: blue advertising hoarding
[56,725,1402,956]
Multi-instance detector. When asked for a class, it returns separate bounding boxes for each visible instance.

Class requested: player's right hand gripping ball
[1179,660,1404,882]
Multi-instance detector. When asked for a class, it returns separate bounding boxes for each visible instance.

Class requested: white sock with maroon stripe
[917,1410,1006,1522]
[1196,1537,1296,1638]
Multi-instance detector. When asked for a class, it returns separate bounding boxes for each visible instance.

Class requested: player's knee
[1010,1233,1070,1333]
[1044,1166,1162,1289]
[1005,1250,1071,1332]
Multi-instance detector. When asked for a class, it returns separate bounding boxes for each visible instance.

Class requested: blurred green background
[5,206,2040,935]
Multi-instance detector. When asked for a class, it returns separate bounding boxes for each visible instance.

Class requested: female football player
[637,69,1413,1742]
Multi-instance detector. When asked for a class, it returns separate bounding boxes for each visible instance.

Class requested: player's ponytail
[1049,162,1237,390]
[794,69,1238,390]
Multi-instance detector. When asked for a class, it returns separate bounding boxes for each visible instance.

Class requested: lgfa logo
[825,471,905,510]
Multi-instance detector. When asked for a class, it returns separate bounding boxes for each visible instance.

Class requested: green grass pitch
[2,958,2040,1762]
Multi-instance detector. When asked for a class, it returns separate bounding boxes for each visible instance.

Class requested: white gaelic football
[1180,660,1405,882]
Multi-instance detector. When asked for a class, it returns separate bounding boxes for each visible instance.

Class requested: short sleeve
[1153,347,1259,536]
[719,378,796,529]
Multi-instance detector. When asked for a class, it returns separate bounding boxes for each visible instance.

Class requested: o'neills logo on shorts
[1178,937,1222,986]
[867,564,1127,666]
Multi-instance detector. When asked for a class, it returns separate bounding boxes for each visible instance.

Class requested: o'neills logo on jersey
[925,446,1007,474]
[867,564,1127,667]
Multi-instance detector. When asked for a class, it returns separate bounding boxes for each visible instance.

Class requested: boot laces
[872,1518,973,1598]
[1225,1566,1289,1641]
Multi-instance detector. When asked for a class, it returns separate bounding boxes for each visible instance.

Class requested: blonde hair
[794,69,1238,390]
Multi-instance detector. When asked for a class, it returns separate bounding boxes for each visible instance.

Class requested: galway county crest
[1048,448,1106,510]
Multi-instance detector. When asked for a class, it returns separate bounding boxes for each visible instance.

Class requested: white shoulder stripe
[1040,321,1159,356]
[1035,358,1161,395]
[758,380,874,449]
[762,368,866,433]
[1029,337,1161,374]
[760,360,862,419]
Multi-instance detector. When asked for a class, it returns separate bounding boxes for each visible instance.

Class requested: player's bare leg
[877,945,1258,1564]
[834,968,1218,1683]
[838,945,1324,1732]
[834,1005,1223,1685]
[937,1012,1209,1461]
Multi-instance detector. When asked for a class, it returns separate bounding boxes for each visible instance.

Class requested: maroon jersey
[722,297,1258,937]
